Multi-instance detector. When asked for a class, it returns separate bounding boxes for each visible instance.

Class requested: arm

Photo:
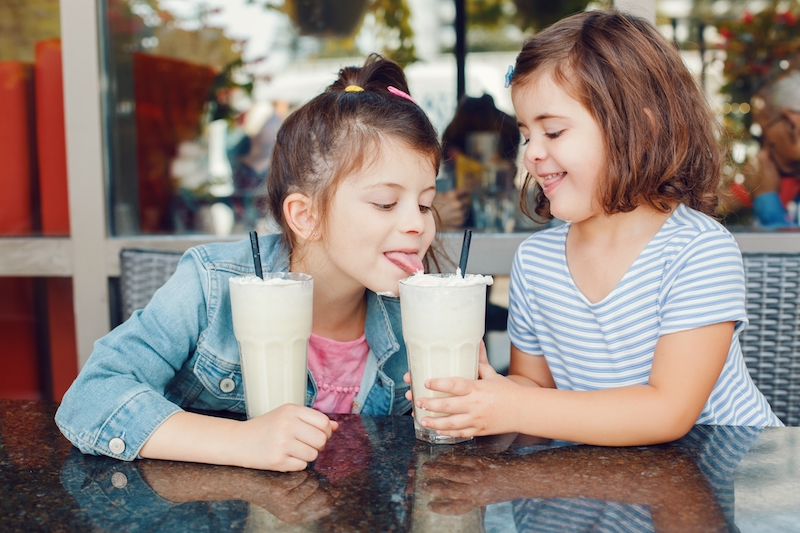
[140,407,337,471]
[745,148,791,226]
[415,321,732,445]
[56,247,336,471]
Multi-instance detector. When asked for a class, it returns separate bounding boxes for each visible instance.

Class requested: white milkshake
[399,272,493,444]
[229,273,313,419]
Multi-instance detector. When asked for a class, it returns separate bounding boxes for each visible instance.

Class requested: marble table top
[1,399,799,532]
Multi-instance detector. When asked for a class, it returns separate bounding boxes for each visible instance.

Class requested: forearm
[513,385,694,446]
[140,412,247,467]
[507,373,544,387]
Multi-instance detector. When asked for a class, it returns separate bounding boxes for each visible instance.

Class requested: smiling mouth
[540,172,566,194]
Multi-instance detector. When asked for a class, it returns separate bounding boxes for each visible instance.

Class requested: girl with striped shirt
[411,10,782,445]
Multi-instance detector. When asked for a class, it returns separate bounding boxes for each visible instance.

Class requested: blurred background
[3,0,800,399]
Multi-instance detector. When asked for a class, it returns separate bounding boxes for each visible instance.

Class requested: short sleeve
[658,231,748,337]
[507,244,544,356]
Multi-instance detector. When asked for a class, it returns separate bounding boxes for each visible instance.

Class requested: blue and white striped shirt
[508,204,781,426]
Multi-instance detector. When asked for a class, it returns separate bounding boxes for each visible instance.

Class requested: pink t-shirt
[307,333,369,414]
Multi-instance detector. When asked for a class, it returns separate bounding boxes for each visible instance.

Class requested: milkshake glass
[229,273,313,419]
[399,272,493,444]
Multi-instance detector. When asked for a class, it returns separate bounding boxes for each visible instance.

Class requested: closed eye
[373,203,397,210]
[545,130,564,139]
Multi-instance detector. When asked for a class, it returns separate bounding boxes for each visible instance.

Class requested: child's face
[512,73,606,223]
[759,111,800,176]
[322,138,437,295]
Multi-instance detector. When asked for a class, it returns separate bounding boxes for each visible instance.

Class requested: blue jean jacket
[55,235,411,461]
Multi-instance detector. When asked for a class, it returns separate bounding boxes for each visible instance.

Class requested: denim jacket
[56,235,411,461]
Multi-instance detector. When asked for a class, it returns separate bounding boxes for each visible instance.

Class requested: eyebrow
[365,182,436,193]
[518,113,565,128]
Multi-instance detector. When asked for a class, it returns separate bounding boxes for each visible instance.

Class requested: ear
[283,193,320,241]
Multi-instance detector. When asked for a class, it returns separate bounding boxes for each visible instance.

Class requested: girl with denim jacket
[57,54,444,471]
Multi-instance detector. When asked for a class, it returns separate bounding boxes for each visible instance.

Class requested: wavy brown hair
[510,10,721,221]
[266,54,448,270]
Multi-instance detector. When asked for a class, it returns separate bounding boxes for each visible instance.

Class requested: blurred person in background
[733,70,800,227]
[229,100,290,232]
[435,94,520,231]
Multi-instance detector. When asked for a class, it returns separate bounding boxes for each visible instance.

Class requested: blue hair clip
[504,65,514,88]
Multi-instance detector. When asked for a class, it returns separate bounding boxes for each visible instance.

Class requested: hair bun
[329,54,412,96]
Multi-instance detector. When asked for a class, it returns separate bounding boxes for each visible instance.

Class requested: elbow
[651,407,698,444]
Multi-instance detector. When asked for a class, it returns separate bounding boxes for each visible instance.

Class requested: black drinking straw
[249,230,264,279]
[458,229,472,277]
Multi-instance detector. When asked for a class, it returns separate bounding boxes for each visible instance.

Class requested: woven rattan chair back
[119,249,183,323]
[740,253,800,426]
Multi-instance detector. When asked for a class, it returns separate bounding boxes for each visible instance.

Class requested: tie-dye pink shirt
[307,333,369,414]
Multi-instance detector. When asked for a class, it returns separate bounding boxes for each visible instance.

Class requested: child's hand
[415,360,519,438]
[404,341,490,404]
[238,404,339,471]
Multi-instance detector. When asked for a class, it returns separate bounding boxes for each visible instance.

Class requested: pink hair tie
[387,85,418,105]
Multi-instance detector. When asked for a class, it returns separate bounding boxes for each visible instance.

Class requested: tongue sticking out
[385,251,424,274]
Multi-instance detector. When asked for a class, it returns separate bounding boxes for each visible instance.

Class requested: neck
[291,244,368,342]
[570,204,674,245]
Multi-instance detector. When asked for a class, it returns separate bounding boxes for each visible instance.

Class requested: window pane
[0,0,68,237]
[656,0,800,230]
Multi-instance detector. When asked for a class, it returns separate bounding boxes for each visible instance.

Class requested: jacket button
[108,437,126,454]
[220,378,235,393]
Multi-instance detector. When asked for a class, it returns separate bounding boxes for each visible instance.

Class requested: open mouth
[540,172,566,195]
[384,251,423,274]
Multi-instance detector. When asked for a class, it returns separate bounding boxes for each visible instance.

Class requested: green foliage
[512,0,597,32]
[717,2,800,107]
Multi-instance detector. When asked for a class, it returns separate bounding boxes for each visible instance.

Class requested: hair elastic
[345,85,365,92]
[387,85,418,104]
[504,65,514,88]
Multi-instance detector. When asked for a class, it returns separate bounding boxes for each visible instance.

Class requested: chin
[369,278,402,297]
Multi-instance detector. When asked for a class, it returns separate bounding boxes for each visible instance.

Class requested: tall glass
[229,272,312,419]
[399,274,489,444]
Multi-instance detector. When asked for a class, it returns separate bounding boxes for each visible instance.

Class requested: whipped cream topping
[400,271,493,287]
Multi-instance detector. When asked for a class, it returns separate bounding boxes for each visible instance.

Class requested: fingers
[478,361,496,379]
[273,456,312,472]
[418,413,484,438]
[403,371,411,385]
[479,340,488,365]
[423,376,473,396]
[296,406,337,440]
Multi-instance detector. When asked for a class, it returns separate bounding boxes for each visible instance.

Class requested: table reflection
[56,416,766,532]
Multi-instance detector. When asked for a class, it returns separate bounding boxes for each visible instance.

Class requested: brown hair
[266,54,447,269]
[510,10,721,221]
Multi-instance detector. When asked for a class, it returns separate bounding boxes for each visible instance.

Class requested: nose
[400,203,427,235]
[524,136,546,165]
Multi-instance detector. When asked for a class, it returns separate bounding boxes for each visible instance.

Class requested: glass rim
[230,272,312,283]
[398,272,487,288]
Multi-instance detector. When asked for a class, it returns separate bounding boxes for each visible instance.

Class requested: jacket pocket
[392,382,412,415]
[193,352,246,404]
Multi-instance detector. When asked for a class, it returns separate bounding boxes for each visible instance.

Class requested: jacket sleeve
[55,248,210,461]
